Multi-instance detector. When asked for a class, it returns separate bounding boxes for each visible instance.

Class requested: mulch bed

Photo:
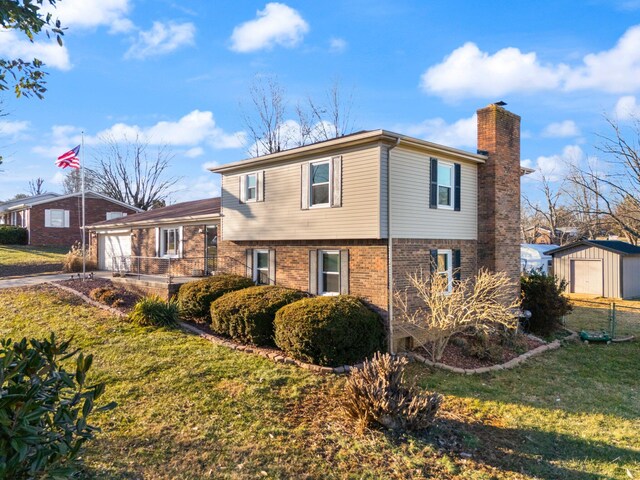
[55,278,142,313]
[416,334,545,370]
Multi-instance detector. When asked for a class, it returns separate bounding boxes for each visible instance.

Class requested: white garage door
[571,260,603,295]
[99,233,131,270]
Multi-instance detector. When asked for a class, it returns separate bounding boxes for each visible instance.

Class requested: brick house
[87,198,220,275]
[210,103,526,351]
[0,191,140,247]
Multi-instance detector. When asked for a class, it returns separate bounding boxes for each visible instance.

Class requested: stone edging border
[404,330,579,374]
[46,282,352,375]
[46,282,576,376]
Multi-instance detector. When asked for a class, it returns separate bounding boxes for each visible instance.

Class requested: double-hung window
[319,250,340,295]
[310,161,331,207]
[437,163,453,209]
[161,227,180,257]
[246,173,257,202]
[436,249,453,293]
[253,250,269,285]
[45,209,69,228]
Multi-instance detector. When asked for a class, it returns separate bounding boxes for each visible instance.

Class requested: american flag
[55,145,81,169]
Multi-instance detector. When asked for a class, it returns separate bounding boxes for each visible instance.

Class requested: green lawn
[0,287,638,479]
[0,245,68,276]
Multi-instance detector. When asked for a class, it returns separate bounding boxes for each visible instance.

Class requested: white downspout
[387,137,401,353]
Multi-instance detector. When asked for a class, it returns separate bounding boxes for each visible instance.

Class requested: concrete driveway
[0,272,110,289]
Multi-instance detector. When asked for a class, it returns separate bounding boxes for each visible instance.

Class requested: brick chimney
[476,103,521,284]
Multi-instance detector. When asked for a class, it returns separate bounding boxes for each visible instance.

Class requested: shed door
[99,233,131,270]
[570,259,603,296]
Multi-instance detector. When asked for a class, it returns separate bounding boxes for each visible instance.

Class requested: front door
[205,225,218,274]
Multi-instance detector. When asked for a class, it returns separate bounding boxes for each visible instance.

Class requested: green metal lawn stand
[579,302,616,344]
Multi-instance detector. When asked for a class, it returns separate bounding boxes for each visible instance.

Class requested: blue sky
[1,0,640,203]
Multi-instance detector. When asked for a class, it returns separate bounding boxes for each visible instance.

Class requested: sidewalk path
[0,272,111,289]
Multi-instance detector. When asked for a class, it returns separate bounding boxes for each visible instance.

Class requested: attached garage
[548,240,640,299]
[98,231,131,270]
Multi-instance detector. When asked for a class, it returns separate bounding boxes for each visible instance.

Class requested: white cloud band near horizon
[421,24,640,98]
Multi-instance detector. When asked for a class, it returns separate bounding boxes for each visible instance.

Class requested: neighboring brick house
[210,103,527,351]
[0,191,140,247]
[87,198,220,274]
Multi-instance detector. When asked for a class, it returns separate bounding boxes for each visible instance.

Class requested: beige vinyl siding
[553,246,621,298]
[389,145,477,239]
[622,256,640,299]
[221,145,383,241]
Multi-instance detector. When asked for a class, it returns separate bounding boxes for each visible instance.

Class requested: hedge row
[0,226,28,245]
[179,275,385,367]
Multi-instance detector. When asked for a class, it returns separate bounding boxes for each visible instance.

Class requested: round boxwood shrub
[210,285,308,346]
[274,295,385,367]
[177,274,255,321]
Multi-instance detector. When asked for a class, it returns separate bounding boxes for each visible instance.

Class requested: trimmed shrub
[0,334,115,479]
[521,270,573,336]
[177,274,254,321]
[0,226,28,245]
[342,352,441,432]
[210,286,308,346]
[63,241,97,273]
[274,295,385,367]
[129,295,180,327]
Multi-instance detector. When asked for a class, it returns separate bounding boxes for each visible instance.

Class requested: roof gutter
[88,213,220,230]
[387,135,401,354]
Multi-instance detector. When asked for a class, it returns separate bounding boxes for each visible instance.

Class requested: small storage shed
[547,240,640,299]
[521,244,558,274]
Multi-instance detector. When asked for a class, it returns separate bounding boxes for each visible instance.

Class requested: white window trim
[436,161,454,210]
[245,173,258,203]
[106,212,127,220]
[437,249,453,294]
[45,209,70,228]
[160,227,181,258]
[309,159,332,209]
[253,249,269,284]
[318,249,340,296]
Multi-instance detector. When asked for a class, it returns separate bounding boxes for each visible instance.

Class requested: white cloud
[522,145,584,182]
[169,175,221,202]
[329,37,347,53]
[397,114,477,149]
[0,30,71,70]
[32,125,83,160]
[421,42,563,98]
[421,24,640,98]
[51,171,66,185]
[615,95,640,120]
[0,120,30,138]
[89,110,244,149]
[44,0,133,33]
[541,120,580,138]
[201,161,219,171]
[230,3,309,52]
[186,147,205,158]
[125,22,196,59]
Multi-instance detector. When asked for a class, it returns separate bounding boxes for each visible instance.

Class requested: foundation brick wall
[29,197,137,247]
[218,239,389,318]
[476,104,521,286]
[391,238,478,322]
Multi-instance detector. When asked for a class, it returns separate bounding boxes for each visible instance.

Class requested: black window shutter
[453,249,461,281]
[429,158,438,209]
[454,163,461,212]
[429,249,438,276]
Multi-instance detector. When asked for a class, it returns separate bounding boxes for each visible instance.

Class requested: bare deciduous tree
[566,116,640,243]
[62,168,96,194]
[28,177,45,195]
[242,76,357,157]
[88,135,179,210]
[522,174,574,244]
[395,269,520,362]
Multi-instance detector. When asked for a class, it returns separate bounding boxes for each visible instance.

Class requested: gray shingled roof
[88,197,220,228]
[546,239,640,256]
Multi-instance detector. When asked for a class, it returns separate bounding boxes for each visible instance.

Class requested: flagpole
[81,131,86,281]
